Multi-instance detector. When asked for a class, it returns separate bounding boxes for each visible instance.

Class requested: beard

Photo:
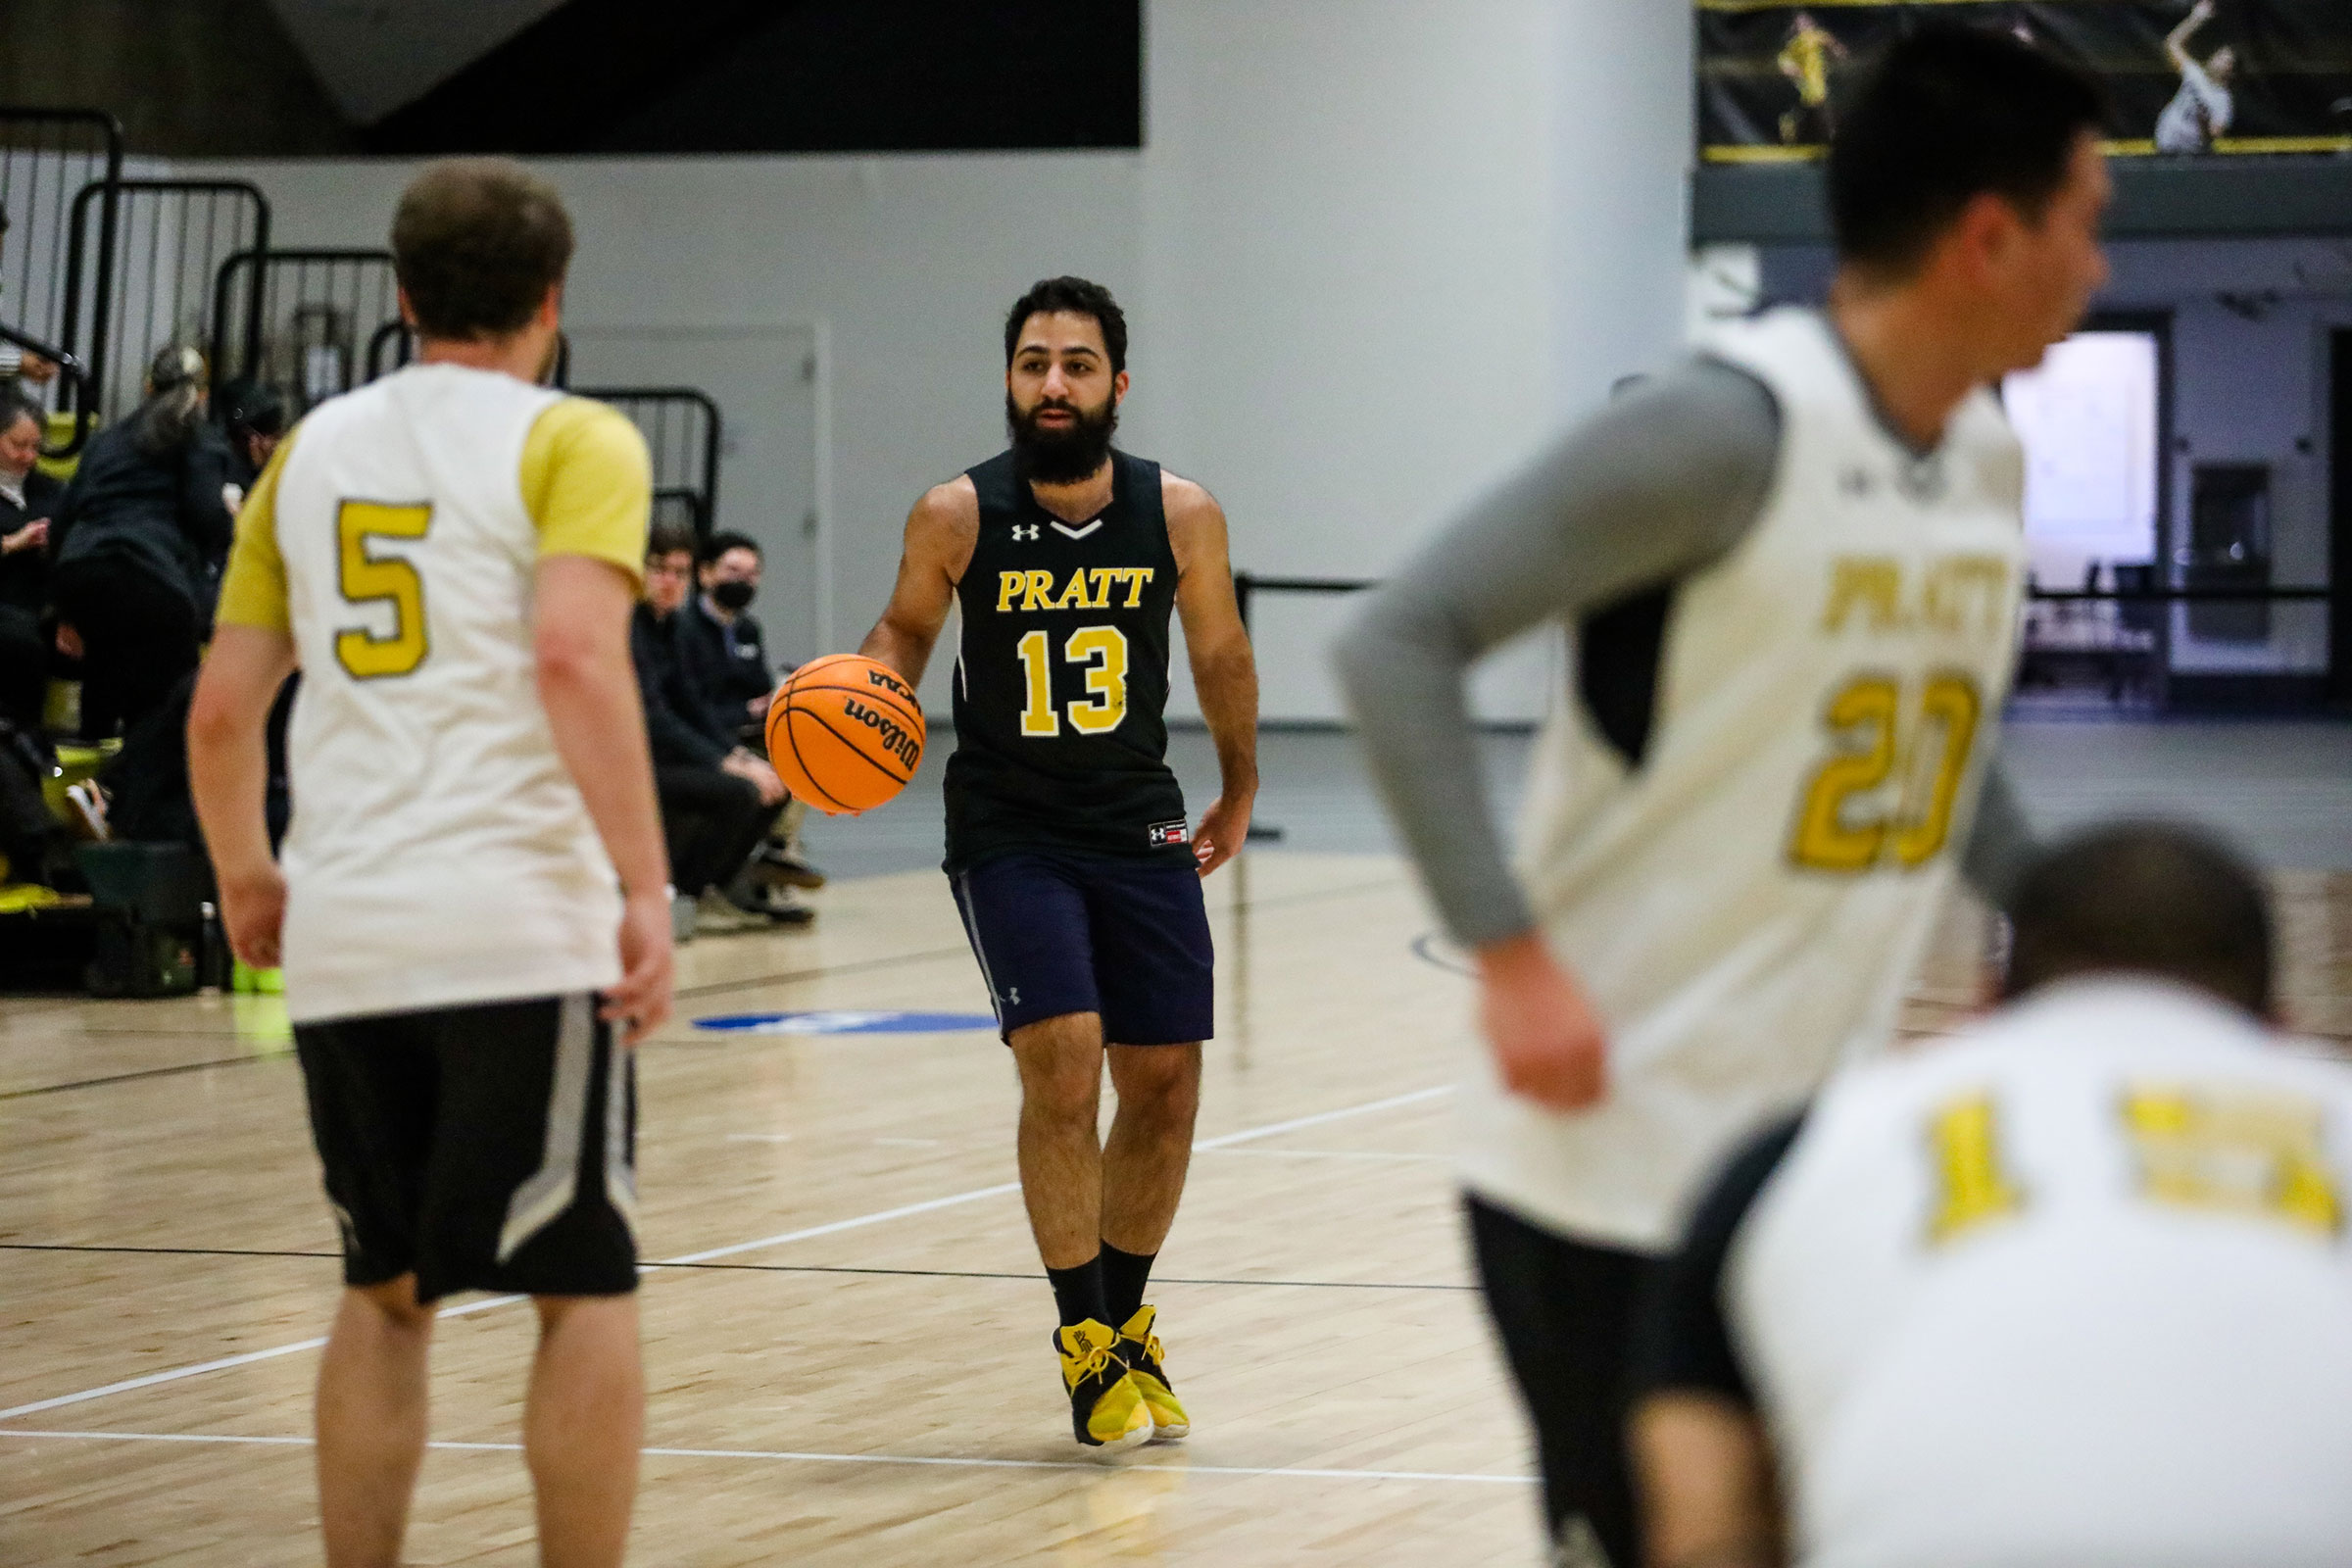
[1006,390,1117,485]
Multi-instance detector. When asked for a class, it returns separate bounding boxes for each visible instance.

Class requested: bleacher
[0,106,727,997]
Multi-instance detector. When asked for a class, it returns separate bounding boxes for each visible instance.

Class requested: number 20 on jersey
[1788,670,1981,872]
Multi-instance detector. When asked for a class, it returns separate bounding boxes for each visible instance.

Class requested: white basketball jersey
[1463,308,2029,1250]
[257,366,632,1022]
[1735,980,2352,1567]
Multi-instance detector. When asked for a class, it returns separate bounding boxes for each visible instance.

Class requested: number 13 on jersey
[1016,624,1129,737]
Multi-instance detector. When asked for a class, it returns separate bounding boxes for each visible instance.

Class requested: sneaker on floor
[751,842,827,891]
[695,887,767,935]
[1055,1320,1153,1453]
[752,886,816,927]
[1114,1306,1189,1441]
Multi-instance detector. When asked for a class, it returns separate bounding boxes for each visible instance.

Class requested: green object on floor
[232,959,284,995]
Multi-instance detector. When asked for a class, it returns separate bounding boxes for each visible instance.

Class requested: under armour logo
[1005,987,1021,1005]
[1012,524,1040,542]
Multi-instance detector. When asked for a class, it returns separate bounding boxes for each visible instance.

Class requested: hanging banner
[1699,2,2352,162]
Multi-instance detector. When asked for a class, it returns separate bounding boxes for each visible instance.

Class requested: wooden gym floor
[4,850,2349,1566]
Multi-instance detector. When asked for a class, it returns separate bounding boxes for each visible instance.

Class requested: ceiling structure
[262,0,571,124]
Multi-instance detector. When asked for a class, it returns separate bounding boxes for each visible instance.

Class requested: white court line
[0,1428,1532,1487]
[1193,1086,1451,1151]
[0,1289,530,1425]
[1201,1149,1446,1164]
[0,1083,1452,1425]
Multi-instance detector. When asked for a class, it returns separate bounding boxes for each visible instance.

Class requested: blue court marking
[693,1009,998,1036]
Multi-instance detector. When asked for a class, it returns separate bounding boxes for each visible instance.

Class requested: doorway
[564,324,830,663]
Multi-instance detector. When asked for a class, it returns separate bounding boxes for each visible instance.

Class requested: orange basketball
[763,654,926,815]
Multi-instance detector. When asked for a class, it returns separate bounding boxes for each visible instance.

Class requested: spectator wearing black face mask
[671,527,826,893]
[674,529,778,744]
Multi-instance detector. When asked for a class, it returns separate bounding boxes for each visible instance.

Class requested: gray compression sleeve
[1332,360,1781,948]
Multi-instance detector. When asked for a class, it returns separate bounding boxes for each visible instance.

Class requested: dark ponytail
[133,345,208,457]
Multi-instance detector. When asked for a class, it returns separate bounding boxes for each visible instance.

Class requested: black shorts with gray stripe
[295,993,638,1304]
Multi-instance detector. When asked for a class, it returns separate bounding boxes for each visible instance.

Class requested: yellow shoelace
[1065,1340,1115,1385]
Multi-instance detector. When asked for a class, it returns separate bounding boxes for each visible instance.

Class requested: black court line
[0,873,1407,1097]
[0,1242,1472,1293]
[0,1050,298,1102]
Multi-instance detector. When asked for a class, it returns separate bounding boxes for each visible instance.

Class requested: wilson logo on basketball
[843,698,922,770]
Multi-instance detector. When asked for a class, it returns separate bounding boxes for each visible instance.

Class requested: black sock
[1100,1243,1156,1328]
[1047,1254,1106,1328]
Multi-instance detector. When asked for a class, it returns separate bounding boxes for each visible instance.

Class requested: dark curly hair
[1004,276,1127,375]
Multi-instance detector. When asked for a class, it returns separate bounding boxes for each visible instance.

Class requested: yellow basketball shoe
[1114,1306,1189,1441]
[1055,1320,1154,1452]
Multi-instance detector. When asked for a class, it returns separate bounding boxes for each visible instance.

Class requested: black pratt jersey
[944,449,1189,872]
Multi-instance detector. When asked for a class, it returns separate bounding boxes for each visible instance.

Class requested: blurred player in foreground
[1632,823,2352,1568]
[1336,27,2108,1566]
[190,160,669,1568]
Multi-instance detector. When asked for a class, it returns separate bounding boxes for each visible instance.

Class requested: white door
[564,324,827,664]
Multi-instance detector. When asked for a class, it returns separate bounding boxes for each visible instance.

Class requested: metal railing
[0,108,122,457]
[210,247,403,416]
[573,386,723,535]
[67,178,269,426]
[1234,572,2345,710]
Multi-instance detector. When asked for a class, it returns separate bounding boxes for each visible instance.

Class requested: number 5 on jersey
[1017,624,1129,737]
[334,501,433,679]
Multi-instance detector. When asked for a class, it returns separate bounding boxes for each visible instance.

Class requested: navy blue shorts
[950,850,1214,1045]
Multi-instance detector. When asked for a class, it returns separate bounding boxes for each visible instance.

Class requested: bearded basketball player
[1338,29,2109,1567]
[860,276,1259,1452]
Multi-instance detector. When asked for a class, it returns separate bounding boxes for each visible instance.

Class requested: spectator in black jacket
[0,394,64,729]
[50,346,235,740]
[634,523,810,932]
[673,527,826,890]
[675,529,778,743]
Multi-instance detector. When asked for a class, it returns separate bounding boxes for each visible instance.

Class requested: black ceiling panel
[366,0,1142,156]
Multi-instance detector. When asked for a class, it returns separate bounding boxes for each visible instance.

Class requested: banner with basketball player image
[1698,1,2352,162]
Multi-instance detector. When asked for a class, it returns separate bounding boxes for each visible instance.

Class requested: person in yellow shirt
[188,159,670,1568]
[1779,11,1850,146]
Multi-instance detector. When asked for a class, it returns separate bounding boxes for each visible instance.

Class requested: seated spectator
[218,379,288,494]
[50,346,235,740]
[674,527,825,891]
[675,528,778,741]
[633,522,810,932]
[0,393,63,730]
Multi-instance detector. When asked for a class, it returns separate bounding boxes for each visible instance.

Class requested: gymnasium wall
[179,0,1696,724]
[1759,237,2346,679]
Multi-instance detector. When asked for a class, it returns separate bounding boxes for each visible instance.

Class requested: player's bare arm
[536,553,675,1044]
[859,475,979,688]
[188,623,299,969]
[1631,1394,1785,1568]
[1165,472,1257,878]
[2166,0,2215,71]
